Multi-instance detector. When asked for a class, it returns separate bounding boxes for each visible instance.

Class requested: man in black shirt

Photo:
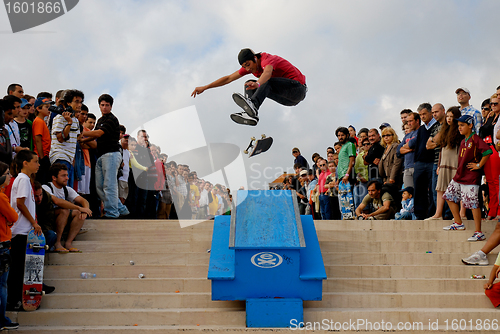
[81,94,129,218]
[363,128,384,182]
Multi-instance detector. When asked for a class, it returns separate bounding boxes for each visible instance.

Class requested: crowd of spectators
[0,84,232,320]
[284,86,500,266]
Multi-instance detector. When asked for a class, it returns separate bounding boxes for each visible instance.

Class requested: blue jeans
[430,163,438,215]
[45,230,57,250]
[55,159,75,190]
[96,152,130,218]
[395,211,417,220]
[354,182,368,210]
[319,194,331,220]
[0,249,12,327]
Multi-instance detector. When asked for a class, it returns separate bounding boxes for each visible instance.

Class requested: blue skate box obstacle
[207,190,327,328]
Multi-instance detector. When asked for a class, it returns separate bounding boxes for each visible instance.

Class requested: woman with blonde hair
[378,127,403,189]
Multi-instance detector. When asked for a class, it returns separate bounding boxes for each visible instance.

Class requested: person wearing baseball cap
[192,48,307,126]
[442,113,492,242]
[456,87,482,134]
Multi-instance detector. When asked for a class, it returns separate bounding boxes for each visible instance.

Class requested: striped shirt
[49,115,80,164]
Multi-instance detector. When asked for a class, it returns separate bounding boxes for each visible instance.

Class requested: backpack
[47,183,69,201]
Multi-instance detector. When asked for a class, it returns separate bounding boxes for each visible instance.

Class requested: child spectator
[14,99,33,150]
[7,150,40,311]
[394,187,416,220]
[484,253,500,308]
[0,161,19,330]
[442,115,492,241]
[32,97,54,185]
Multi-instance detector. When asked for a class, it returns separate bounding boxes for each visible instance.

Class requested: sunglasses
[363,143,370,146]
[490,102,499,106]
[382,134,393,137]
[481,107,491,111]
[319,164,326,167]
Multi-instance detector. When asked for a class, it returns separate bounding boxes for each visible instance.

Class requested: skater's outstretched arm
[191,71,243,97]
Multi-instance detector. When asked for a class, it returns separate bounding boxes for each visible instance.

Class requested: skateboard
[22,229,48,311]
[243,135,273,157]
[338,181,355,220]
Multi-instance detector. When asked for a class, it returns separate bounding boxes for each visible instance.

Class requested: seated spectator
[355,180,396,220]
[42,163,92,253]
[394,187,416,220]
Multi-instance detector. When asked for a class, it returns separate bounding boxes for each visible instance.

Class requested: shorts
[77,165,91,195]
[118,180,129,200]
[442,179,479,209]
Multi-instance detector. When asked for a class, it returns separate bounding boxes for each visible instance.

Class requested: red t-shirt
[317,170,331,193]
[453,134,492,185]
[238,52,306,85]
[32,117,51,157]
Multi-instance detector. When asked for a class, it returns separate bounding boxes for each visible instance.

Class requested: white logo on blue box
[251,252,283,268]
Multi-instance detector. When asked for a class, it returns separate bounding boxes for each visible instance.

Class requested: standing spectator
[379,127,403,191]
[134,130,154,217]
[14,99,33,150]
[364,128,384,182]
[426,107,463,220]
[336,127,356,216]
[49,90,83,189]
[481,99,491,120]
[405,103,439,220]
[426,103,446,213]
[7,150,40,311]
[198,182,210,219]
[397,112,420,188]
[442,115,492,241]
[456,87,482,134]
[357,128,369,147]
[0,99,13,165]
[3,95,24,157]
[311,153,320,178]
[187,173,200,219]
[0,161,19,329]
[479,94,499,220]
[76,105,94,196]
[316,158,331,220]
[400,109,412,128]
[81,94,129,218]
[118,134,130,205]
[32,97,53,185]
[348,125,358,147]
[292,147,308,169]
[324,161,340,219]
[6,84,23,99]
[354,139,369,208]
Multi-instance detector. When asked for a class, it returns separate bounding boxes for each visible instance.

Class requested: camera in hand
[48,104,75,117]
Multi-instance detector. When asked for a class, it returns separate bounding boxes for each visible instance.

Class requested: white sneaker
[230,112,259,126]
[467,232,486,242]
[443,222,466,230]
[232,93,259,117]
[462,251,488,265]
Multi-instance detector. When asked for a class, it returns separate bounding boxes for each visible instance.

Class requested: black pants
[245,78,307,110]
[7,234,27,308]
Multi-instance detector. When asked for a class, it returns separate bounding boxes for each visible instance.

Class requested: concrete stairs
[9,219,500,333]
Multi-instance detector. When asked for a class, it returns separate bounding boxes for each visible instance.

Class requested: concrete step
[325,278,490,293]
[40,292,243,309]
[44,264,208,279]
[38,291,491,310]
[74,230,213,242]
[318,240,492,253]
[321,252,497,265]
[14,308,245,326]
[47,252,209,266]
[325,264,493,278]
[70,241,211,253]
[12,325,500,334]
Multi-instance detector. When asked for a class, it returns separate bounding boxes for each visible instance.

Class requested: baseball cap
[238,48,256,65]
[455,87,471,95]
[299,169,308,176]
[400,186,414,196]
[123,134,130,138]
[34,97,54,109]
[20,98,31,108]
[456,114,474,124]
[379,122,391,130]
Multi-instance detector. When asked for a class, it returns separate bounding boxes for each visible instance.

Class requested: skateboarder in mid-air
[191,48,307,126]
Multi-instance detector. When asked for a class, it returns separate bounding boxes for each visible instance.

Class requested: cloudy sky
[1,0,499,190]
